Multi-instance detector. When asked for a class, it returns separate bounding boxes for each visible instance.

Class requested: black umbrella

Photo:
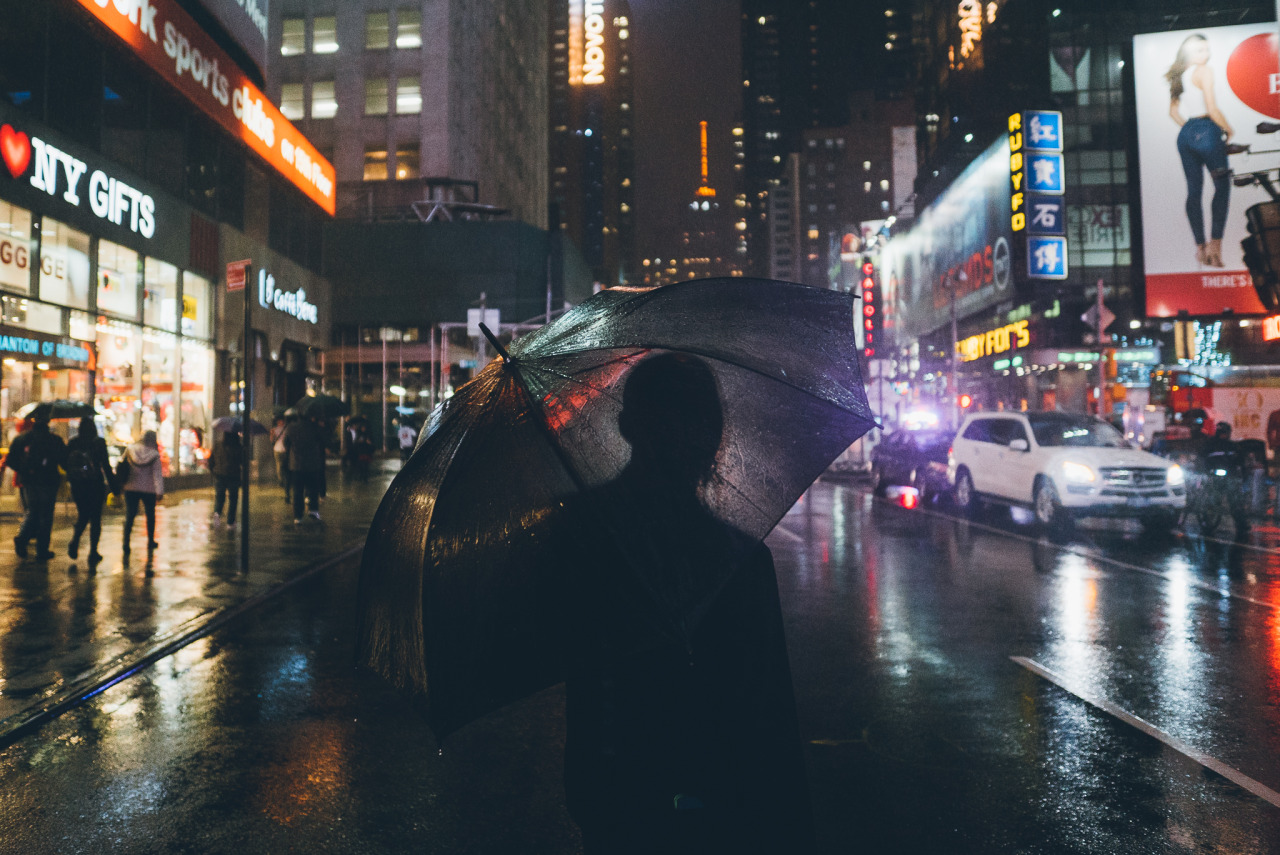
[211,416,269,436]
[294,393,349,419]
[356,279,875,737]
[17,400,95,421]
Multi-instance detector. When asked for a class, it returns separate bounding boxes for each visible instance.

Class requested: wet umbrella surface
[356,278,876,737]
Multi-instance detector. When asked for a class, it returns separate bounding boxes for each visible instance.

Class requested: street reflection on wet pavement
[2,475,1280,853]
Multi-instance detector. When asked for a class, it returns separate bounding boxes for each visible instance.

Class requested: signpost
[227,259,252,573]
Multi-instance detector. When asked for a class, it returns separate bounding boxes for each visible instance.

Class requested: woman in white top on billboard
[1166,33,1235,269]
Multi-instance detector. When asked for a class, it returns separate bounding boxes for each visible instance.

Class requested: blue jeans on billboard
[1177,116,1230,246]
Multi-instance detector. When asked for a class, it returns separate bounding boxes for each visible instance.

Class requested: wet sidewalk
[0,462,397,746]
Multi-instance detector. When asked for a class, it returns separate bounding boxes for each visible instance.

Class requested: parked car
[870,427,954,500]
[947,411,1186,532]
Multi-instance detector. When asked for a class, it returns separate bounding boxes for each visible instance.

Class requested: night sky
[629,0,740,261]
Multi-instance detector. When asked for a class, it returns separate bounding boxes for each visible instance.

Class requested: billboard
[1134,24,1280,317]
[881,136,1015,343]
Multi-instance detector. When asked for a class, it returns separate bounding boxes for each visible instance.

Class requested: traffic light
[1243,201,1280,310]
[860,258,880,358]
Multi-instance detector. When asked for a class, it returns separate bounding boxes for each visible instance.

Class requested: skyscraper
[549,0,636,287]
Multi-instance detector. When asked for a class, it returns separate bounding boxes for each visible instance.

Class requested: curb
[0,540,366,751]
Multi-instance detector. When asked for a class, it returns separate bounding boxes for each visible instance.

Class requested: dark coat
[6,425,67,487]
[65,434,118,492]
[283,418,327,473]
[208,436,243,480]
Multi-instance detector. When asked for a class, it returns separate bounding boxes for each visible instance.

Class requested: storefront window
[1,293,61,334]
[142,329,177,475]
[143,257,179,331]
[69,310,95,341]
[181,273,213,340]
[95,317,141,456]
[0,201,34,295]
[96,239,139,319]
[38,218,90,309]
[180,338,214,472]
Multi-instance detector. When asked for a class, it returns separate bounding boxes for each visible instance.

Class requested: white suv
[948,412,1186,531]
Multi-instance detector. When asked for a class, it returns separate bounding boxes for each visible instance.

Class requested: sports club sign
[1134,23,1279,316]
[71,0,336,216]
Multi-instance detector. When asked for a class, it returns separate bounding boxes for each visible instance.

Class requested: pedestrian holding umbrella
[16,401,96,423]
[357,279,873,849]
[293,393,349,420]
[211,416,269,437]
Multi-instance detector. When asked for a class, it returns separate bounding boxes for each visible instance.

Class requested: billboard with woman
[1134,24,1279,317]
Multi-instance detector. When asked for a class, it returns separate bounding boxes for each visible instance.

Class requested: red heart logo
[1,124,30,179]
[1226,33,1280,120]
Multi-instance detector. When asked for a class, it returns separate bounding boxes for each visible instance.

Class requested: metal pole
[950,273,959,427]
[430,325,437,409]
[1096,277,1107,417]
[240,264,253,575]
[381,332,388,453]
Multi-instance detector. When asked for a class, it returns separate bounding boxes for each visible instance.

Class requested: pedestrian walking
[283,414,326,523]
[397,419,418,461]
[271,416,292,503]
[352,424,374,482]
[7,412,67,562]
[65,417,119,567]
[119,430,165,557]
[208,430,243,527]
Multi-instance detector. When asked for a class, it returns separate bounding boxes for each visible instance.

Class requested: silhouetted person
[8,412,66,562]
[284,414,326,523]
[209,430,243,527]
[556,352,814,854]
[65,417,118,566]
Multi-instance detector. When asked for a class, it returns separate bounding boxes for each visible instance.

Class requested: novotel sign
[1,123,156,238]
[582,1,605,85]
[258,269,318,325]
[72,0,335,215]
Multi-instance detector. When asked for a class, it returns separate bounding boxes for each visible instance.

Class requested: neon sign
[258,269,318,324]
[1008,112,1025,232]
[957,319,1030,362]
[583,0,605,85]
[73,0,335,215]
[1263,315,1280,342]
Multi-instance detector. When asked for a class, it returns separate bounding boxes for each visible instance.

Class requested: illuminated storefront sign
[2,122,156,238]
[0,324,95,369]
[72,0,335,215]
[1008,113,1026,232]
[957,318,1029,362]
[258,268,318,324]
[1263,315,1280,341]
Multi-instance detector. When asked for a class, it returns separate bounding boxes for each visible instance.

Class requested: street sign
[467,308,500,338]
[1027,195,1066,235]
[1023,111,1063,152]
[1026,153,1065,194]
[226,259,251,292]
[1081,303,1116,331]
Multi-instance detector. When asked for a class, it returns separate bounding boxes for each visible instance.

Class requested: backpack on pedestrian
[65,446,96,483]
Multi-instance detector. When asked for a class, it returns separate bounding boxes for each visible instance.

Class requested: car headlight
[1166,464,1185,486]
[1061,461,1096,484]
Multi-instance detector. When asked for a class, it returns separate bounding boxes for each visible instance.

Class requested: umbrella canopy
[357,278,875,738]
[211,416,269,436]
[16,400,95,421]
[294,393,349,419]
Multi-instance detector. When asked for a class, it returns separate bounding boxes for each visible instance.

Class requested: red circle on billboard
[1226,33,1280,120]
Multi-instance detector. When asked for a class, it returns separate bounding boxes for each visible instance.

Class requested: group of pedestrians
[4,414,165,567]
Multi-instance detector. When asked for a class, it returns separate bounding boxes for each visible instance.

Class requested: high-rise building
[737,1,913,278]
[269,0,549,227]
[549,0,636,287]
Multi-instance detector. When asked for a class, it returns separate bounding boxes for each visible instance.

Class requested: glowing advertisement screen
[1133,23,1280,316]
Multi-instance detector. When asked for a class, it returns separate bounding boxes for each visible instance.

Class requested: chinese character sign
[1133,24,1276,316]
[1028,236,1068,280]
[1024,112,1063,152]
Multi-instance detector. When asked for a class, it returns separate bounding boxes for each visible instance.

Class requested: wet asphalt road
[3,476,1280,853]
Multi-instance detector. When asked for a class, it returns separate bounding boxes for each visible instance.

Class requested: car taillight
[947,446,953,458]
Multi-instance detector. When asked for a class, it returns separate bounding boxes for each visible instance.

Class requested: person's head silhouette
[618,352,722,490]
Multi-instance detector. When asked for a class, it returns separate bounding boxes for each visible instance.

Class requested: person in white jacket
[121,430,165,556]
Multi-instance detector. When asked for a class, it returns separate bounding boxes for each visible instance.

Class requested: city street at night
[3,474,1280,853]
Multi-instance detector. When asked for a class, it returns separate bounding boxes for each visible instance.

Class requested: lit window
[619,29,629,39]
[863,160,871,170]
[864,181,872,192]
[366,12,390,50]
[365,77,389,115]
[280,83,305,120]
[807,227,819,240]
[364,148,388,181]
[395,78,421,114]
[397,8,422,48]
[880,179,890,191]
[281,18,305,55]
[395,145,420,179]
[313,16,338,53]
[311,80,337,118]
[620,203,630,213]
